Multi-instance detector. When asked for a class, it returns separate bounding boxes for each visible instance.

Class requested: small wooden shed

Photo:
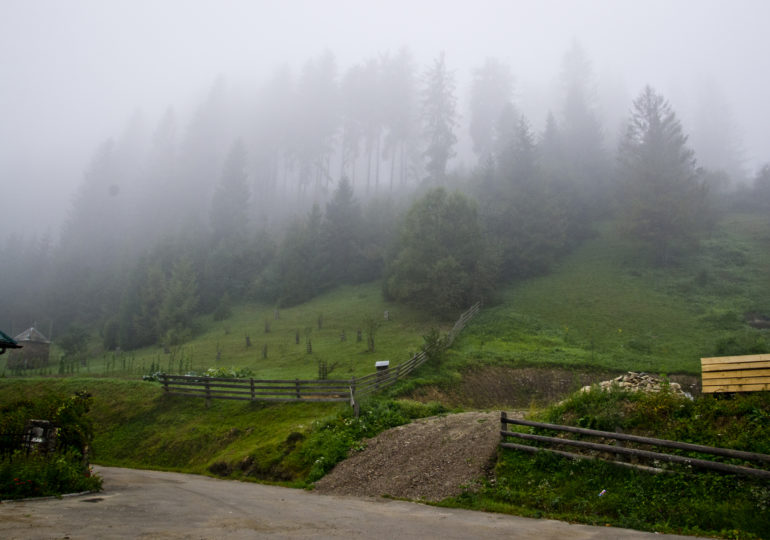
[8,327,51,370]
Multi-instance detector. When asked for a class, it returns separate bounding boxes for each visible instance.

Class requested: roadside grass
[441,389,770,539]
[0,378,447,488]
[0,378,339,482]
[454,214,770,376]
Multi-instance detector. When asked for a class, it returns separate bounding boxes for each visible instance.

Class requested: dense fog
[2,0,770,346]
[2,0,769,238]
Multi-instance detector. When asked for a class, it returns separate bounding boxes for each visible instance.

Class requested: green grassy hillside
[454,213,770,375]
[2,283,448,380]
[1,212,768,536]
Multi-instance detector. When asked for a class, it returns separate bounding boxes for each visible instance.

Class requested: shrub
[0,450,101,499]
[0,391,102,499]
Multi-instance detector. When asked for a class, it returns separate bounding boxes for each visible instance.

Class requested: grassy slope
[451,388,770,538]
[0,378,346,484]
[1,212,768,535]
[454,213,770,375]
[2,283,449,380]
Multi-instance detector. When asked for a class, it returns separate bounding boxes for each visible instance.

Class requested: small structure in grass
[9,326,50,369]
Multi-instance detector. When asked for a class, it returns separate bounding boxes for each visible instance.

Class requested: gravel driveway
[0,466,697,539]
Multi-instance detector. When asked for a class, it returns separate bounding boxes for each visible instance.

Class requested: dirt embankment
[315,367,699,502]
[314,411,522,502]
[406,366,700,408]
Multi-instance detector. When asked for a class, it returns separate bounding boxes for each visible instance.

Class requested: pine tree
[618,86,711,264]
[421,53,458,184]
[469,58,513,163]
[210,139,250,242]
[158,257,200,345]
[322,178,363,283]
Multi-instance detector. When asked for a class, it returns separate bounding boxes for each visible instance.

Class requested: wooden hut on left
[9,327,51,369]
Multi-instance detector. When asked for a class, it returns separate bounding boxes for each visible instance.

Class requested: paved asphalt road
[0,466,697,539]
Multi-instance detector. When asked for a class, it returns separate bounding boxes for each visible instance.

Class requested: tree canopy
[617,86,711,264]
[384,188,496,315]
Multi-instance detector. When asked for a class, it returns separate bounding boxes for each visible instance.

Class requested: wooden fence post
[500,411,507,439]
[205,378,211,409]
[295,379,301,399]
[349,378,359,418]
[250,378,255,401]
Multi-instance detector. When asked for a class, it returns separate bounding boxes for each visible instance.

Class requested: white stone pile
[580,372,688,397]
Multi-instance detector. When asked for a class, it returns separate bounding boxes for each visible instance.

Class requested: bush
[714,334,769,356]
[0,391,101,499]
[0,450,101,499]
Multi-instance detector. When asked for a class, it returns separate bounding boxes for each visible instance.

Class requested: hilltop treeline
[3,43,769,352]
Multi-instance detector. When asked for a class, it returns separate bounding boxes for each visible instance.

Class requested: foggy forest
[2,0,769,354]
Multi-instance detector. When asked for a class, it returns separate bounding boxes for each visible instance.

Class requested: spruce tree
[618,86,711,264]
[421,53,458,184]
[210,139,250,243]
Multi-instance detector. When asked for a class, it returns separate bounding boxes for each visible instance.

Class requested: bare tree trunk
[366,137,373,194]
[400,141,407,186]
[374,132,382,192]
[389,145,396,192]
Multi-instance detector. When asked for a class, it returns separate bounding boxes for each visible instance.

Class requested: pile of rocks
[580,372,689,397]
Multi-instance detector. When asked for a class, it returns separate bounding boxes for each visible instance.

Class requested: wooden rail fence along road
[160,302,480,407]
[700,353,770,393]
[500,413,770,480]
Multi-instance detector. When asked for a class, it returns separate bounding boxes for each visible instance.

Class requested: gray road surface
[0,466,697,539]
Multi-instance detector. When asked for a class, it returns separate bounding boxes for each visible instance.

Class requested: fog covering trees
[617,86,711,264]
[1,43,765,352]
[421,53,458,185]
[383,188,495,314]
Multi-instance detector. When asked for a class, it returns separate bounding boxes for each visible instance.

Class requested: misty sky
[2,0,769,239]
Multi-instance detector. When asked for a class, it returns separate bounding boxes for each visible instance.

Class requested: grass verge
[442,388,770,539]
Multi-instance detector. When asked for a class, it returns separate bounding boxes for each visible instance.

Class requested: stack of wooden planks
[700,354,770,393]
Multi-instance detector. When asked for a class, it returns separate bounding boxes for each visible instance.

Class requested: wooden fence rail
[500,413,770,480]
[701,353,770,393]
[159,302,480,407]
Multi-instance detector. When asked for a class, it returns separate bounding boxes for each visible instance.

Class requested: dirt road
[0,466,697,539]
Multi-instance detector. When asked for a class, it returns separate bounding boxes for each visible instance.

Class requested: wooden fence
[700,353,770,393]
[500,413,770,480]
[159,302,481,406]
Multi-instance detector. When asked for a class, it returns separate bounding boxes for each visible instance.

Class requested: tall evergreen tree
[381,48,418,190]
[469,58,513,164]
[618,86,711,265]
[322,178,363,283]
[558,41,609,218]
[293,51,339,195]
[158,257,200,345]
[421,53,458,184]
[210,139,250,242]
[482,110,567,278]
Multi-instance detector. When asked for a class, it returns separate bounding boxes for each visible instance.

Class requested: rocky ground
[314,369,699,502]
[406,367,699,408]
[578,371,692,397]
[314,410,522,502]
